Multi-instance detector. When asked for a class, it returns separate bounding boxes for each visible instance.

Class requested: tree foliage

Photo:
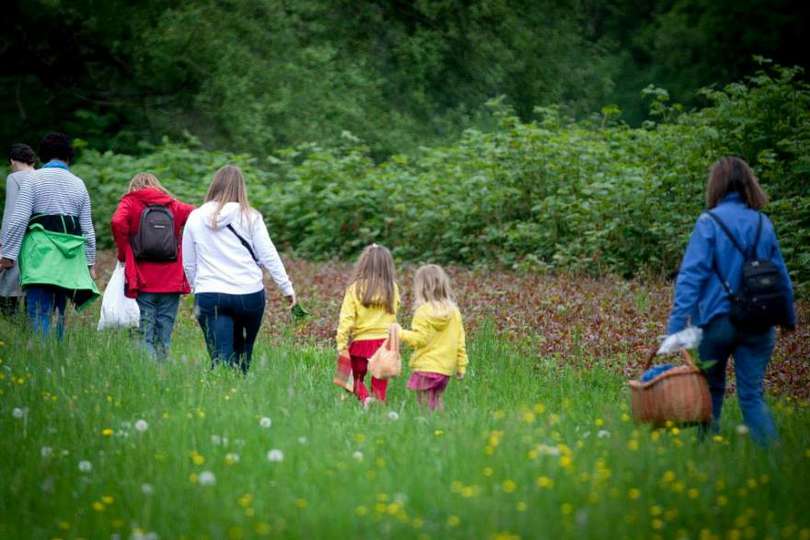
[2,0,807,156]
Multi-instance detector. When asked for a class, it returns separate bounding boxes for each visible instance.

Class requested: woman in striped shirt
[0,133,99,338]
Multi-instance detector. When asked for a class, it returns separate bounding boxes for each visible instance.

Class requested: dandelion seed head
[141,483,154,496]
[736,424,749,436]
[12,407,26,419]
[353,451,364,461]
[135,420,149,432]
[598,430,611,439]
[267,449,284,462]
[259,417,272,428]
[211,435,222,445]
[387,411,399,421]
[78,460,92,473]
[198,471,216,486]
[40,446,53,458]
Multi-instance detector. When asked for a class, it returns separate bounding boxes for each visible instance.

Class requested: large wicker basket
[629,349,712,426]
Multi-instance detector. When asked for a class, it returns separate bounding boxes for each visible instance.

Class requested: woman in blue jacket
[666,156,796,446]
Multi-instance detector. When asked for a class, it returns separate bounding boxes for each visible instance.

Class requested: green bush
[71,65,809,295]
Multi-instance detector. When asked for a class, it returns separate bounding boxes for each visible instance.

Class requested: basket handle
[387,324,399,352]
[644,347,698,371]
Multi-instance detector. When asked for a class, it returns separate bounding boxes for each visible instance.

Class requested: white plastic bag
[97,262,140,330]
[657,326,703,355]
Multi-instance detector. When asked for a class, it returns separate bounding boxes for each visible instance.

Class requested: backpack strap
[751,213,763,258]
[711,254,735,297]
[706,211,746,257]
[226,224,259,264]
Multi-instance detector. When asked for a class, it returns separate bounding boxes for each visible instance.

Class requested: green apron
[18,224,100,310]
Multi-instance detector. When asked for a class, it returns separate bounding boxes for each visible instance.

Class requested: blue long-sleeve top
[666,192,796,334]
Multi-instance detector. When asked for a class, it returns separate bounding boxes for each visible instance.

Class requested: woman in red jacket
[111,173,194,359]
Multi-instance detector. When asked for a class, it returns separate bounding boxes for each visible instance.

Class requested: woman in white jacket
[182,165,295,372]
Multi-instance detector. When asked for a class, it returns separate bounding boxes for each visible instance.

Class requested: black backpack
[131,205,178,261]
[708,211,789,331]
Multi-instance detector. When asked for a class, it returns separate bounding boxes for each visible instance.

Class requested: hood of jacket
[197,201,246,230]
[124,187,175,207]
[418,303,455,331]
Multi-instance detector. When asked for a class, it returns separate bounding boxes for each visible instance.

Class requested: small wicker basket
[629,349,712,426]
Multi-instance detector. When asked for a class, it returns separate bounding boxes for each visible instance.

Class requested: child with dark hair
[0,133,99,337]
[0,144,37,316]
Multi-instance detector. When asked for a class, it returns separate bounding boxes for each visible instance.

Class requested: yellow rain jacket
[400,302,468,377]
[336,282,400,352]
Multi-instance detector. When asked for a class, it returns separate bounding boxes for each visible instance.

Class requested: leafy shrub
[71,66,809,295]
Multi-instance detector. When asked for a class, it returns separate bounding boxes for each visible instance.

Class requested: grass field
[1,260,808,540]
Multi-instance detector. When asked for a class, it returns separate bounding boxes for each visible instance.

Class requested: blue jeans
[698,315,778,446]
[136,293,180,359]
[194,290,265,373]
[25,286,69,339]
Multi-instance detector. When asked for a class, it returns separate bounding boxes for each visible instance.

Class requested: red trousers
[349,339,388,402]
[350,356,388,402]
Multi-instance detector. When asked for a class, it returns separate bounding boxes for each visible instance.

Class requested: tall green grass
[0,315,808,539]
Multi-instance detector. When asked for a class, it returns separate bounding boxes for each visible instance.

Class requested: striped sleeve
[79,187,96,265]
[0,179,34,261]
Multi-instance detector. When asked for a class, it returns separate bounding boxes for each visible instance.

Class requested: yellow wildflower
[191,451,205,465]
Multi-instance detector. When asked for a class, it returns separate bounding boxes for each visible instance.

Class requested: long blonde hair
[205,165,252,228]
[351,244,397,314]
[128,172,168,194]
[413,264,456,315]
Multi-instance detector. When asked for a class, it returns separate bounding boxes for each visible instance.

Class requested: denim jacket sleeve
[667,214,714,334]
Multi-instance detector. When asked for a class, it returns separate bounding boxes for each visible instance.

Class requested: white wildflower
[12,407,26,419]
[259,416,272,428]
[198,471,216,486]
[352,451,364,461]
[387,411,400,421]
[736,424,749,436]
[225,452,240,464]
[134,420,149,432]
[538,444,561,456]
[40,446,53,458]
[131,530,159,540]
[267,449,284,462]
[597,430,611,439]
[78,460,93,473]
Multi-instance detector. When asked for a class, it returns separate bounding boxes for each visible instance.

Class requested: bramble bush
[71,65,809,294]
